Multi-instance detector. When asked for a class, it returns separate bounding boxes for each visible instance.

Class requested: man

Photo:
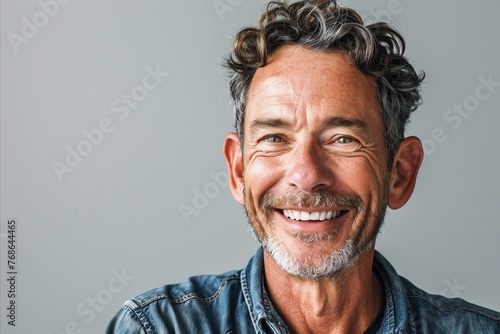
[107,1,500,333]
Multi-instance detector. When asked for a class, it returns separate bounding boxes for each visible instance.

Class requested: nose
[285,142,334,193]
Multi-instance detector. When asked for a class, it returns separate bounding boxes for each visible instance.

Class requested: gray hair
[225,0,424,164]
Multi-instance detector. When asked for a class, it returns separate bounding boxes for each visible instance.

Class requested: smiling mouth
[280,209,348,221]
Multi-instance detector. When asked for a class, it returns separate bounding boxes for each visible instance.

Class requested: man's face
[239,45,390,279]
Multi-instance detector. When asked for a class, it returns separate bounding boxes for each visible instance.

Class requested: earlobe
[388,136,424,209]
[223,132,245,205]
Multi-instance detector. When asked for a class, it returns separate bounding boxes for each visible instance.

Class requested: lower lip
[277,211,348,232]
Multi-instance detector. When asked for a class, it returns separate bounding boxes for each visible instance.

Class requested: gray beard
[260,232,357,279]
[247,219,380,279]
[244,189,386,280]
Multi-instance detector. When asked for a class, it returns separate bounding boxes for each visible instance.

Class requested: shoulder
[373,251,500,333]
[401,276,500,333]
[106,270,249,333]
[130,269,242,306]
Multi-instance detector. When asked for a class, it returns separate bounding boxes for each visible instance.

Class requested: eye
[335,136,354,144]
[327,135,361,153]
[263,135,284,143]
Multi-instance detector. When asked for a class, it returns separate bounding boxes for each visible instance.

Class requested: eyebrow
[249,116,373,138]
[324,117,372,138]
[250,118,292,134]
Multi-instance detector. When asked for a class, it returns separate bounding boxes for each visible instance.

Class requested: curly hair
[225,0,424,164]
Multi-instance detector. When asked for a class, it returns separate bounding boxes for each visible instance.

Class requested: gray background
[1,0,499,332]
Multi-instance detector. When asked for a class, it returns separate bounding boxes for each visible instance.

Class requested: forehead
[245,45,380,128]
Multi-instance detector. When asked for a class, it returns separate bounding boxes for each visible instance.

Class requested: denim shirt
[106,249,500,333]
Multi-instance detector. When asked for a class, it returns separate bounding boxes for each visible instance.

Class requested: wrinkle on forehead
[251,45,373,95]
[247,45,378,129]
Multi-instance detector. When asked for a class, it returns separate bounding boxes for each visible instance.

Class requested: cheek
[335,155,386,194]
[244,155,285,194]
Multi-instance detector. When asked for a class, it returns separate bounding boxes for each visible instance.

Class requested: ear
[223,132,245,205]
[388,136,424,209]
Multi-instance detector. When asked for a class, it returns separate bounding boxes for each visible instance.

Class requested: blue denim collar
[373,251,414,334]
[242,248,292,333]
[241,248,415,334]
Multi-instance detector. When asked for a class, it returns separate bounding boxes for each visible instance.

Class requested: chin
[262,236,357,279]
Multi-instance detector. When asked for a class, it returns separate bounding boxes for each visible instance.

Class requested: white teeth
[310,212,320,220]
[300,212,310,220]
[282,210,342,221]
[285,210,299,220]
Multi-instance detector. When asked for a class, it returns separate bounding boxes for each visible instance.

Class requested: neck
[263,247,383,334]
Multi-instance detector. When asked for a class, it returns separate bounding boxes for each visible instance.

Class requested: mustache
[260,190,363,211]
